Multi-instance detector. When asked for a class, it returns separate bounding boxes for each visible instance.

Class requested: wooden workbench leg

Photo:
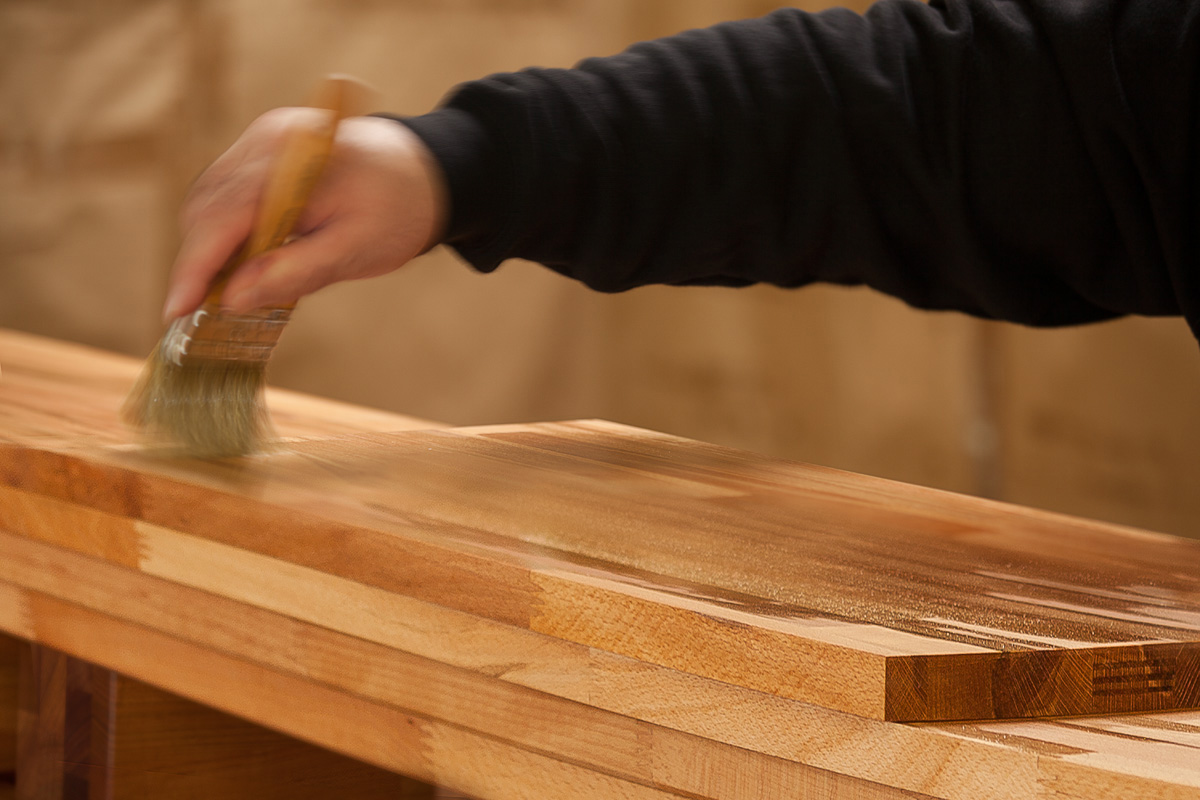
[106,676,436,799]
[16,643,435,799]
[16,644,112,800]
[0,634,19,798]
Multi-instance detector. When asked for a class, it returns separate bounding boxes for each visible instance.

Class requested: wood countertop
[0,327,1198,799]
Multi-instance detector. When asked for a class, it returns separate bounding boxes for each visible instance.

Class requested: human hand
[161,109,447,322]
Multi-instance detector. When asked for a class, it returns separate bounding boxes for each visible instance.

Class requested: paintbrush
[123,76,361,457]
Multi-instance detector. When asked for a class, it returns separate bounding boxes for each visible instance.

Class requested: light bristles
[122,347,271,458]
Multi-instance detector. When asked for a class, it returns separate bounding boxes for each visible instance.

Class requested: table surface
[1,327,1198,800]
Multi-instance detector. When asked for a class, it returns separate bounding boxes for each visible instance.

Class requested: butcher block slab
[3,328,1200,800]
[3,421,1200,725]
[1,330,1198,724]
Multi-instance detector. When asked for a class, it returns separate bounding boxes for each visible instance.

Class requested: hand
[161,109,447,322]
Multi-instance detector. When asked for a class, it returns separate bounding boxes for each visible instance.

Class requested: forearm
[400,0,1200,333]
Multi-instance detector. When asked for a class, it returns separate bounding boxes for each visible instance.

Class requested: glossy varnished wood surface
[2,328,1200,799]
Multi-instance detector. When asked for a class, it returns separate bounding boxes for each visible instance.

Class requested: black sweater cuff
[377,108,503,257]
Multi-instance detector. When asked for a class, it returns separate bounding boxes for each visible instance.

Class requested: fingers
[163,212,254,322]
[161,110,299,322]
[161,112,449,321]
[220,222,355,312]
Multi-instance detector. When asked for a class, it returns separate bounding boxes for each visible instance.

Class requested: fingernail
[161,289,184,324]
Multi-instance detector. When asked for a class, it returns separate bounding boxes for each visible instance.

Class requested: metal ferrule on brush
[161,306,294,366]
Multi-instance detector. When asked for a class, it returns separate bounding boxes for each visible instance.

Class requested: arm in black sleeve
[398,0,1200,337]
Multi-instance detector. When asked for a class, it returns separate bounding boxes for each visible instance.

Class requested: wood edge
[0,479,893,719]
[0,456,539,629]
[531,568,890,720]
[886,642,1200,722]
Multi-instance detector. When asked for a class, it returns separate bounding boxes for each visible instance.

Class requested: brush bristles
[122,346,271,458]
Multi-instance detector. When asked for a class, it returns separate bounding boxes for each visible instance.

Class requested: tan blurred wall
[3,0,1199,539]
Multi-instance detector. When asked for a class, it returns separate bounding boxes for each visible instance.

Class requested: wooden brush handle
[206,75,370,307]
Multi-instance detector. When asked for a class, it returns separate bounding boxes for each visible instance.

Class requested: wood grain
[0,587,774,800]
[16,648,116,800]
[4,327,1200,724]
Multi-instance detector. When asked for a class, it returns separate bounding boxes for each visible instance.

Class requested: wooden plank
[1,420,1197,722]
[928,713,1200,800]
[16,329,1192,723]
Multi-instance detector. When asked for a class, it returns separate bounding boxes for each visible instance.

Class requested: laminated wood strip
[927,715,1200,799]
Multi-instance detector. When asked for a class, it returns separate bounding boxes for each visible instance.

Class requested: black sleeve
[398,0,1200,337]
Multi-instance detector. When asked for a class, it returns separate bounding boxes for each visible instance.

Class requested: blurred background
[3,0,1200,539]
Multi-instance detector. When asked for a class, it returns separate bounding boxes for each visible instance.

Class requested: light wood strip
[930,716,1200,800]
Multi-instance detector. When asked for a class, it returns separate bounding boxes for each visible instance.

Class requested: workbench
[1,327,1198,799]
